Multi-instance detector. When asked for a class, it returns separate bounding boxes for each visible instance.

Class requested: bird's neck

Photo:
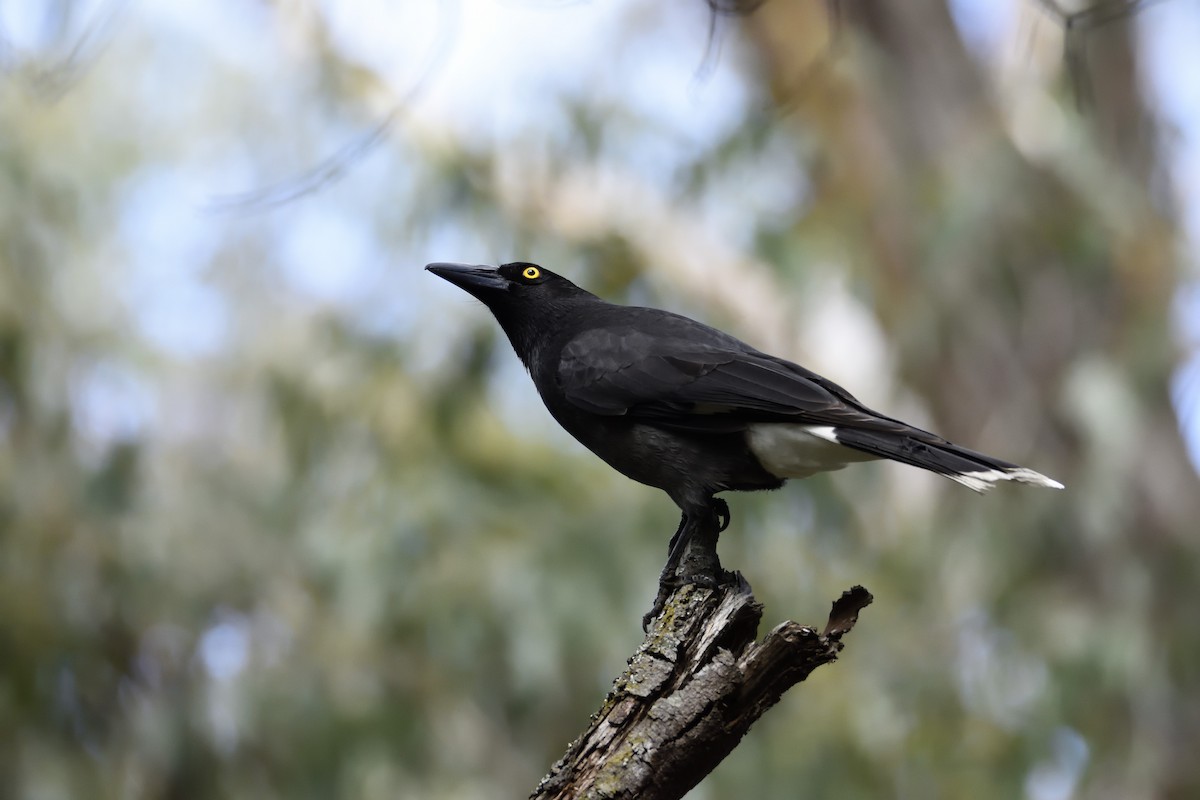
[495,312,543,371]
[490,299,585,373]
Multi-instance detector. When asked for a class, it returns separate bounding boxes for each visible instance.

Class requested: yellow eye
[522,266,541,280]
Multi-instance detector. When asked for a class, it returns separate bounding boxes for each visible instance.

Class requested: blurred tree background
[2,0,1198,798]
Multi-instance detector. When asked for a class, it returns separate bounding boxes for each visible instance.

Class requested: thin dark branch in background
[1064,17,1096,110]
[1033,0,1171,109]
[695,0,779,84]
[704,0,770,16]
[0,0,129,102]
[1063,0,1168,29]
[207,0,459,212]
[206,108,406,213]
[698,0,848,108]
[695,0,775,85]
[1033,0,1169,27]
[496,0,593,8]
[695,3,728,85]
[209,0,1176,213]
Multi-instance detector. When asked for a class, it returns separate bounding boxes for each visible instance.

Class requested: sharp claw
[643,581,675,631]
[713,498,730,532]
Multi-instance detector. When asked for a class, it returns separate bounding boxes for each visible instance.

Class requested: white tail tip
[949,467,1065,494]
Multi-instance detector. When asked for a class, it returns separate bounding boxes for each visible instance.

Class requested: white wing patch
[747,423,878,479]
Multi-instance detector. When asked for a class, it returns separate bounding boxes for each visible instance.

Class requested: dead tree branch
[530,578,872,800]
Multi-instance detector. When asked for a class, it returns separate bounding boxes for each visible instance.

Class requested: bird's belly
[746,423,878,479]
[541,396,781,495]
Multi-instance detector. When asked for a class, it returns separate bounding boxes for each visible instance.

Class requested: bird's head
[426,261,591,301]
[425,261,599,361]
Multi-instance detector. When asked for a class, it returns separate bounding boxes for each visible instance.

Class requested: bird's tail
[832,427,1064,493]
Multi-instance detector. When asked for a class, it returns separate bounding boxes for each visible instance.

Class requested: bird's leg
[664,513,689,562]
[677,506,723,585]
[642,500,729,631]
[658,504,719,588]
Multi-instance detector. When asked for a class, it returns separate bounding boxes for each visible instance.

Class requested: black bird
[427,261,1062,624]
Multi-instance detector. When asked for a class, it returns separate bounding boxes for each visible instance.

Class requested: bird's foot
[642,500,730,631]
[643,533,725,631]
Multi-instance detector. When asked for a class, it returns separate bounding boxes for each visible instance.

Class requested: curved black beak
[425,262,508,294]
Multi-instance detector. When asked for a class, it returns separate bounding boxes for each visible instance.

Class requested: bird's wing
[558,322,908,434]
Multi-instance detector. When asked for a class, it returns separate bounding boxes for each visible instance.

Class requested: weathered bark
[530,578,872,800]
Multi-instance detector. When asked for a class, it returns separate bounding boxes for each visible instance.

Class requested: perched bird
[427,261,1062,624]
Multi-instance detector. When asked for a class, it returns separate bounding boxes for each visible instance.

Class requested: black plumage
[427,261,1062,623]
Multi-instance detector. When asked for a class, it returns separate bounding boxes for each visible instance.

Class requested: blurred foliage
[1,1,1198,799]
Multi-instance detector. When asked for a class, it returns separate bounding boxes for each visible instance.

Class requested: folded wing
[557,321,909,435]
